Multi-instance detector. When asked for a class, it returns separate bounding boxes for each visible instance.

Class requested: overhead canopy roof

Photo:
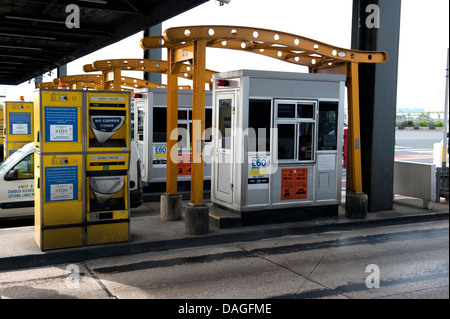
[0,0,208,85]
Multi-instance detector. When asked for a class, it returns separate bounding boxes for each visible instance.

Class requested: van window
[10,154,34,180]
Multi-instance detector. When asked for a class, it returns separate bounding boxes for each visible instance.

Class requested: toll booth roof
[213,69,346,82]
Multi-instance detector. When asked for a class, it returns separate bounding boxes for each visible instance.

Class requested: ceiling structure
[0,0,209,85]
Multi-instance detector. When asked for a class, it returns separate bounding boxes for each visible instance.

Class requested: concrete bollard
[185,203,209,235]
[160,193,182,221]
[345,192,368,219]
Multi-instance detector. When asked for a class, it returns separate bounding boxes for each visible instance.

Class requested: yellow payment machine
[85,91,130,246]
[34,90,84,250]
[3,100,34,159]
[34,89,130,250]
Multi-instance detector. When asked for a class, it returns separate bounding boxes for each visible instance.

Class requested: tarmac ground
[0,193,448,272]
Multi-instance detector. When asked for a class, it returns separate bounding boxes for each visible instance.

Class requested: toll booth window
[205,109,213,142]
[178,110,188,120]
[153,107,167,143]
[275,100,317,162]
[248,99,271,152]
[137,108,144,141]
[277,124,295,159]
[297,103,314,119]
[178,123,189,149]
[218,99,232,149]
[278,104,295,118]
[298,123,314,160]
[318,102,338,151]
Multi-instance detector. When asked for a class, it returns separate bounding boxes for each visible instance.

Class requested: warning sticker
[281,168,308,200]
[177,153,192,176]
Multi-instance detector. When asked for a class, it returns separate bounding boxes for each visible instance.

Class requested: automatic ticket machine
[133,87,212,185]
[34,89,130,250]
[211,70,345,224]
[3,100,34,159]
[85,91,130,246]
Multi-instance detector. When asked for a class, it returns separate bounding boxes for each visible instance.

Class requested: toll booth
[211,70,345,224]
[2,100,34,159]
[133,87,213,184]
[34,89,130,250]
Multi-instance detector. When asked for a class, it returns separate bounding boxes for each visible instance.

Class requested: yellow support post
[346,62,363,194]
[113,68,121,91]
[166,49,182,195]
[191,40,206,205]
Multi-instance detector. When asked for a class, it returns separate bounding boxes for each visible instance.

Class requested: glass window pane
[204,109,212,142]
[13,154,34,180]
[137,108,144,141]
[318,102,338,151]
[218,99,232,149]
[277,104,295,118]
[177,123,189,149]
[153,107,167,143]
[297,103,314,119]
[298,123,314,161]
[248,99,271,152]
[277,124,295,159]
[178,110,188,120]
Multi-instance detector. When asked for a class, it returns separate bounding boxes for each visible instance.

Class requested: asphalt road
[395,129,447,164]
[0,220,448,301]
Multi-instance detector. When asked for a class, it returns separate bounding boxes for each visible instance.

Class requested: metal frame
[82,58,216,91]
[140,25,388,206]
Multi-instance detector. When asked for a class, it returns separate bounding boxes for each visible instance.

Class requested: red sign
[281,168,308,200]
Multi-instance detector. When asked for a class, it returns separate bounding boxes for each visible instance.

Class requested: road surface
[0,220,448,300]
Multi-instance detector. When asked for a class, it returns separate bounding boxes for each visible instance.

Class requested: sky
[1,0,449,113]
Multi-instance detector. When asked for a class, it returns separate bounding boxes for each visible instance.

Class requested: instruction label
[44,107,78,142]
[9,112,31,135]
[281,168,308,200]
[45,166,78,202]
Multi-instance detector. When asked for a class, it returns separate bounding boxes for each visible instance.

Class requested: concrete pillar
[160,193,182,221]
[351,0,401,212]
[185,203,209,235]
[143,24,162,84]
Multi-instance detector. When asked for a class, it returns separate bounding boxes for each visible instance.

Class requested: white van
[0,142,143,220]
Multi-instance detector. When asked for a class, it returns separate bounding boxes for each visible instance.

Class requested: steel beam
[351,0,401,211]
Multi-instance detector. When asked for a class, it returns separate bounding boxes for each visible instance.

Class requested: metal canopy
[0,0,208,85]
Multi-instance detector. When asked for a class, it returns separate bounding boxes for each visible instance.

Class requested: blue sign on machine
[9,112,31,135]
[44,166,78,202]
[44,107,78,142]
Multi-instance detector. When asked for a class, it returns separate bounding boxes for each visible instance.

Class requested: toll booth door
[214,93,234,204]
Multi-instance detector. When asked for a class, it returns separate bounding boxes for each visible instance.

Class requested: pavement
[0,194,448,272]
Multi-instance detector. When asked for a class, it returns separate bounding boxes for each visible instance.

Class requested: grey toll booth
[211,70,346,225]
[133,87,213,184]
